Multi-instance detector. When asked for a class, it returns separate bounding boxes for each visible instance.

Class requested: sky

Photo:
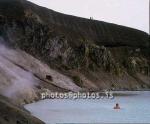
[28,0,149,33]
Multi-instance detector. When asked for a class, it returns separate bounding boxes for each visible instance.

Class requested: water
[25,91,150,124]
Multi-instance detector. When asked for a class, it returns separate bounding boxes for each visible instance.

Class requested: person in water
[114,103,120,109]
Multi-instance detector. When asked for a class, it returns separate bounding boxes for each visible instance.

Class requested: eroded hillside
[0,0,150,123]
[0,0,150,92]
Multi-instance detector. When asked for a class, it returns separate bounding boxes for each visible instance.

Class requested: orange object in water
[114,103,120,109]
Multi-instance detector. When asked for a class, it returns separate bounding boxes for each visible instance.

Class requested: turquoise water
[25,91,150,124]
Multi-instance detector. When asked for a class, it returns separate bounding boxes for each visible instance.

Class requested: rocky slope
[0,95,45,124]
[1,0,149,90]
[0,43,80,124]
[0,43,81,102]
[0,0,150,123]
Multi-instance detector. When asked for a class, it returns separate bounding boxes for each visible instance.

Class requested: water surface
[25,91,150,124]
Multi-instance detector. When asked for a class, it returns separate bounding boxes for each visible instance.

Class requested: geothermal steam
[0,40,38,99]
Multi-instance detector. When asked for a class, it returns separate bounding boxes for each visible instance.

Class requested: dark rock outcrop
[0,95,44,124]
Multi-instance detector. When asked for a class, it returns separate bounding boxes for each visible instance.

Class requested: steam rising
[0,38,38,99]
[0,37,81,101]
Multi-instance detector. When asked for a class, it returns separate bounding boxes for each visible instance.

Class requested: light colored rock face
[0,44,81,103]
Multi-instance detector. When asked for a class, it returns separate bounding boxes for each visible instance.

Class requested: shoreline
[24,91,150,124]
[24,90,150,106]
